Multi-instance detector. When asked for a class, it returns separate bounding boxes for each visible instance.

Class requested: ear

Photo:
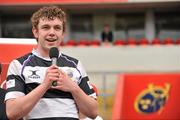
[32,27,38,39]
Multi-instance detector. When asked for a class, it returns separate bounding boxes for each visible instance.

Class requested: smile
[46,39,57,42]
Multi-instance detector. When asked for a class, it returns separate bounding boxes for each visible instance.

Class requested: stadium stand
[175,38,180,45]
[113,39,126,46]
[78,39,90,46]
[66,39,77,46]
[151,38,161,45]
[163,38,174,45]
[89,39,101,46]
[139,38,149,45]
[126,38,137,46]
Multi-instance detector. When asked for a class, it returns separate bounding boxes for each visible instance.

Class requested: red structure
[112,73,180,120]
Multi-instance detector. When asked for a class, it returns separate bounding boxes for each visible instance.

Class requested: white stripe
[0,38,37,45]
[24,66,80,84]
[27,98,78,119]
[7,60,22,76]
[89,93,97,99]
[5,91,25,101]
[77,61,87,78]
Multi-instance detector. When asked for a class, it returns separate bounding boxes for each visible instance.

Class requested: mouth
[45,38,57,42]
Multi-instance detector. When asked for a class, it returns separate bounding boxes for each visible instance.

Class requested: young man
[5,6,98,120]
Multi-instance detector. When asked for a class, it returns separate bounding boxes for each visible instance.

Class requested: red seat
[113,39,125,46]
[127,38,137,46]
[78,39,89,46]
[175,38,180,45]
[163,38,174,45]
[89,40,101,46]
[139,38,149,45]
[66,39,77,46]
[151,38,161,45]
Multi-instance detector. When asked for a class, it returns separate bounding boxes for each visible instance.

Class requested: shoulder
[8,52,32,68]
[16,53,32,62]
[61,53,79,65]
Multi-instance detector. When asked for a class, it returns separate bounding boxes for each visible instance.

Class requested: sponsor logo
[28,70,40,79]
[134,83,170,114]
[6,79,15,88]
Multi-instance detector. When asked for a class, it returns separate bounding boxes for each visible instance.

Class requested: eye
[54,26,62,31]
[41,25,50,30]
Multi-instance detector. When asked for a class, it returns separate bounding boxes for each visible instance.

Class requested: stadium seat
[126,38,137,46]
[78,39,89,46]
[89,40,101,46]
[151,38,161,45]
[113,39,125,46]
[163,38,174,45]
[66,39,77,46]
[175,38,180,45]
[139,38,149,46]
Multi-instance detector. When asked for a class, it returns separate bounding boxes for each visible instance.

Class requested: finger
[47,72,59,78]
[51,81,62,89]
[59,69,67,77]
[51,85,62,89]
[58,68,64,74]
[48,65,59,71]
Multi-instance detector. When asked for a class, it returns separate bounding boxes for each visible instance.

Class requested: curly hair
[31,6,66,33]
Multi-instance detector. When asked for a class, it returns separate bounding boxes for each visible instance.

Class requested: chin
[49,45,59,49]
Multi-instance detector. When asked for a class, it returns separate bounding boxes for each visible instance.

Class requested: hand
[43,65,60,89]
[51,69,78,92]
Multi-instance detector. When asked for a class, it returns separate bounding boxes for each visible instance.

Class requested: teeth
[46,39,56,42]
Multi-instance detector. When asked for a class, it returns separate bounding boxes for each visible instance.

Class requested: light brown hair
[31,6,66,33]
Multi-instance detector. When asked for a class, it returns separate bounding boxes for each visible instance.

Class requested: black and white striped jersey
[5,49,96,120]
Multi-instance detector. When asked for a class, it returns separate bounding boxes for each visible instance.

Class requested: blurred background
[0,0,180,120]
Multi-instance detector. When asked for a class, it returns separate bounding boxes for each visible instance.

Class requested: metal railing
[87,71,120,111]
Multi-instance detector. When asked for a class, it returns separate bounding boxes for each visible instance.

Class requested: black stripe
[17,53,32,64]
[6,75,25,93]
[17,54,78,68]
[61,53,78,65]
[79,77,94,95]
[26,83,73,99]
[58,55,77,68]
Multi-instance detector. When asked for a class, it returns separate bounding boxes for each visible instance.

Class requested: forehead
[38,18,63,26]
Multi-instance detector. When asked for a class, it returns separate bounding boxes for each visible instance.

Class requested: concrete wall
[62,46,180,73]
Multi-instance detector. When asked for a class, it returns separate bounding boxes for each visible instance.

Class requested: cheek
[59,32,64,38]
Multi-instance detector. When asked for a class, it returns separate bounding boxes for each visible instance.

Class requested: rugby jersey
[5,49,96,120]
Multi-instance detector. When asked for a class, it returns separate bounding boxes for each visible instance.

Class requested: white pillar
[145,9,155,41]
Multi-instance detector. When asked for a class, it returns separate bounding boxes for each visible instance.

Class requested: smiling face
[32,18,64,57]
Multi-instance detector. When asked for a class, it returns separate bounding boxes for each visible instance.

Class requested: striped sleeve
[77,61,97,99]
[5,60,25,101]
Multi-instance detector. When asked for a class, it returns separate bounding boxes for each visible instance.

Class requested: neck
[36,47,49,58]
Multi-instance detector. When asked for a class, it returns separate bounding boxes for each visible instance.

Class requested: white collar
[32,48,61,61]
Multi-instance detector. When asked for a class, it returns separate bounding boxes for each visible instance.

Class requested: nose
[49,28,55,36]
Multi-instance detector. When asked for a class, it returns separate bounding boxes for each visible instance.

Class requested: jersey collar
[32,48,62,61]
